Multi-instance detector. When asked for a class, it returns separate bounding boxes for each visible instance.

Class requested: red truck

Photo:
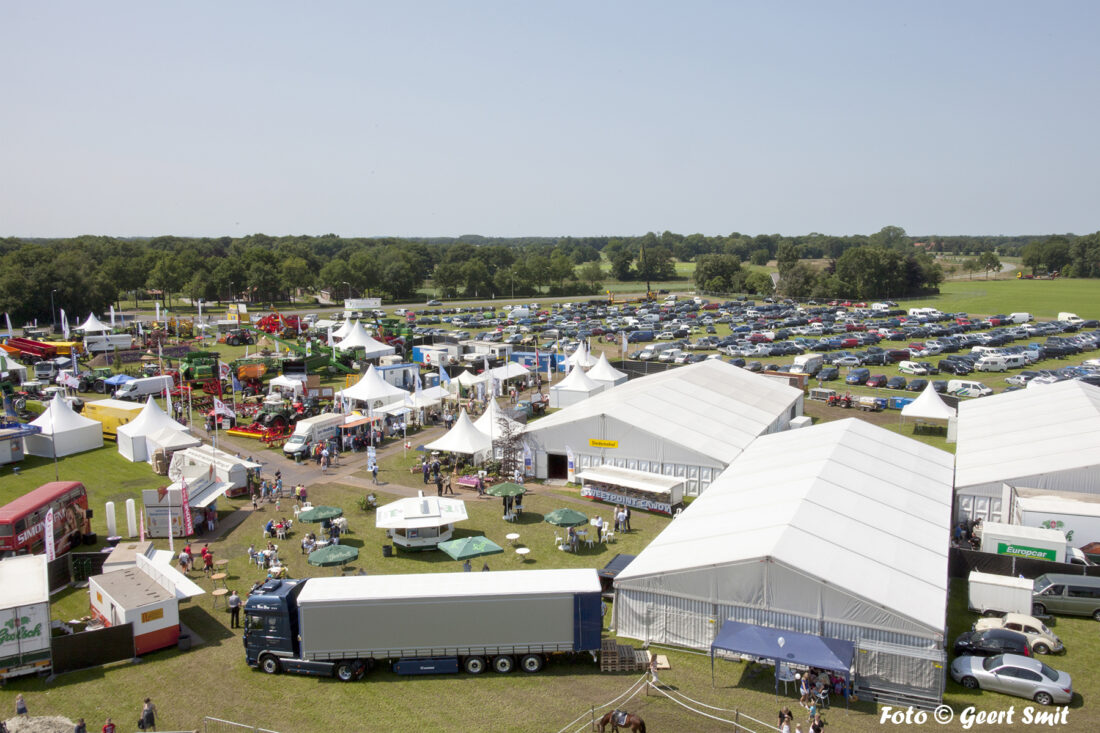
[3,338,58,363]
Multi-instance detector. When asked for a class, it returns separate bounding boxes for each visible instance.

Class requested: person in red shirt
[102,718,116,733]
[203,552,214,574]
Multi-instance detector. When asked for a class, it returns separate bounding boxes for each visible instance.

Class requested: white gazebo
[375,491,469,549]
[474,399,523,442]
[424,409,492,460]
[0,352,28,383]
[25,398,104,457]
[336,320,396,359]
[586,352,629,388]
[77,313,111,333]
[337,365,408,410]
[901,383,956,425]
[330,319,355,342]
[567,341,598,369]
[548,364,605,408]
[116,396,191,463]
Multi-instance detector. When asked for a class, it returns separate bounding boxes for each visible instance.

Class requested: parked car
[817,367,839,381]
[950,654,1072,706]
[932,380,948,393]
[906,378,928,392]
[845,368,870,385]
[953,628,1031,658]
[833,355,862,367]
[974,613,1063,655]
[866,374,888,388]
[886,376,907,390]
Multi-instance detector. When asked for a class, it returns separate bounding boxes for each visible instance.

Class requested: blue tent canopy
[710,620,854,701]
[104,374,136,386]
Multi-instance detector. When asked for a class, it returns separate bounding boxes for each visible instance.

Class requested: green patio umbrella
[543,507,589,527]
[484,482,527,497]
[436,536,504,561]
[307,543,359,567]
[298,505,344,522]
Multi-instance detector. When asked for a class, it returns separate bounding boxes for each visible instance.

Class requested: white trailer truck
[0,555,52,679]
[243,569,602,680]
[968,571,1034,616]
[1015,495,1100,547]
[282,413,345,460]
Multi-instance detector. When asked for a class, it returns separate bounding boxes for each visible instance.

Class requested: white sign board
[345,298,382,310]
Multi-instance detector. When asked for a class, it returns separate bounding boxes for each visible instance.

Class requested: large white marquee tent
[613,418,956,704]
[524,359,803,495]
[336,365,407,409]
[116,396,193,463]
[954,380,1100,523]
[25,398,104,457]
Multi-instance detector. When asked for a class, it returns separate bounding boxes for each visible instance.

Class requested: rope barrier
[570,680,647,733]
[553,672,649,733]
[655,683,779,731]
[647,681,748,728]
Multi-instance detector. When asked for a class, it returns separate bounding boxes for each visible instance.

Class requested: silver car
[950,653,1072,706]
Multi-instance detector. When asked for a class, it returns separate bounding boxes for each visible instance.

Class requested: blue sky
[2,1,1097,238]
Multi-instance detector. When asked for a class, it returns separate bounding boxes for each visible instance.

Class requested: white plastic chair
[604,529,615,544]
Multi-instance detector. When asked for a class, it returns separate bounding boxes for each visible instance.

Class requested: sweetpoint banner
[580,486,672,515]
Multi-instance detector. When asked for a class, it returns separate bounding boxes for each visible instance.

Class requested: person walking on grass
[140,697,157,731]
[15,693,28,716]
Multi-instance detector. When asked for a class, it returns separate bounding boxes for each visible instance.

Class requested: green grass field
[905,279,1100,320]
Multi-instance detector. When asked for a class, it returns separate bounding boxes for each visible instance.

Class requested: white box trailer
[968,571,1034,616]
[83,333,135,353]
[979,521,1068,563]
[1016,495,1100,547]
[0,555,52,679]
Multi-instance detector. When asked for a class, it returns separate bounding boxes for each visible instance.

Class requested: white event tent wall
[586,352,629,388]
[116,396,190,463]
[548,364,605,408]
[24,398,104,457]
[954,380,1100,523]
[525,359,804,495]
[614,418,955,704]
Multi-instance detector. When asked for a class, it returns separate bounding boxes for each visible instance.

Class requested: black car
[817,366,839,381]
[906,378,928,392]
[953,628,1031,659]
[886,376,907,390]
[939,359,972,376]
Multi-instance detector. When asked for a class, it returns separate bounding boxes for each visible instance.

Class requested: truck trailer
[81,399,146,439]
[0,555,52,679]
[1016,494,1100,547]
[979,521,1069,563]
[243,568,602,680]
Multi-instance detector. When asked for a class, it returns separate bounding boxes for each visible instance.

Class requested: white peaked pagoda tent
[335,320,396,359]
[587,352,629,388]
[549,364,605,408]
[25,398,104,457]
[424,409,492,459]
[454,370,481,389]
[337,364,407,409]
[331,319,354,342]
[901,383,956,422]
[146,425,201,457]
[77,313,111,332]
[567,341,598,369]
[116,396,191,462]
[474,399,523,441]
[0,352,28,383]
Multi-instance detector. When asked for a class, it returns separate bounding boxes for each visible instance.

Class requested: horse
[596,709,646,733]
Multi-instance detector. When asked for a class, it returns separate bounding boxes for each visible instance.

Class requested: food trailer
[577,464,686,515]
[375,491,469,550]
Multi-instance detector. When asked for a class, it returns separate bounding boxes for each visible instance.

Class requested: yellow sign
[588,439,618,449]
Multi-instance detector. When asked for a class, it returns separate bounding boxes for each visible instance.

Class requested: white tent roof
[901,382,956,421]
[336,320,396,358]
[473,399,523,441]
[77,313,111,332]
[454,369,481,387]
[551,363,604,393]
[337,365,408,405]
[269,375,305,394]
[117,396,187,438]
[616,418,956,634]
[424,409,493,455]
[0,352,28,380]
[483,362,530,382]
[587,352,629,384]
[25,398,104,457]
[528,359,802,466]
[331,319,354,341]
[955,380,1100,491]
[375,491,469,530]
[567,341,597,368]
[147,425,202,453]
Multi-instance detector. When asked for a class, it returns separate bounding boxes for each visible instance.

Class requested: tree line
[1,227,1096,324]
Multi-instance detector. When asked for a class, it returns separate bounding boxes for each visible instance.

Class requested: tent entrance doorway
[547,453,568,479]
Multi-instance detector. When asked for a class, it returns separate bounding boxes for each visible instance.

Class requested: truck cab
[243,578,321,674]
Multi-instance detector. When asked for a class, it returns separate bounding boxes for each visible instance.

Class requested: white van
[898,360,930,375]
[283,413,345,460]
[1008,313,1032,324]
[114,375,174,401]
[1057,312,1083,325]
[1002,354,1028,369]
[948,380,994,398]
[975,355,1008,372]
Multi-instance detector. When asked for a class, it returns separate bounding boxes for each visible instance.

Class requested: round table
[506,533,520,545]
[213,558,229,571]
[515,547,531,562]
[211,588,228,608]
[210,572,228,589]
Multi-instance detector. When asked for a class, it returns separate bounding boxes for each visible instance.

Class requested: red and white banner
[58,372,81,390]
[180,479,194,536]
[218,361,231,380]
[44,508,56,561]
[212,397,235,418]
[139,510,145,543]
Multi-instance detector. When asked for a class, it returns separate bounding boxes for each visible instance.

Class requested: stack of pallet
[600,638,649,672]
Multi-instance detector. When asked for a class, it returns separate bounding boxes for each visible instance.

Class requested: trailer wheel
[335,661,357,682]
[259,655,281,675]
[520,654,543,673]
[463,656,486,675]
[492,655,514,674]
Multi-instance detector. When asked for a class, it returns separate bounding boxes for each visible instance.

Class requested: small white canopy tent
[480,362,531,385]
[268,374,305,395]
[0,352,28,383]
[586,352,629,388]
[24,398,104,457]
[549,364,606,408]
[424,409,492,458]
[454,370,481,388]
[336,320,396,359]
[116,396,189,463]
[901,382,956,422]
[77,313,111,333]
[331,319,354,342]
[147,425,202,456]
[336,364,407,409]
[474,399,523,442]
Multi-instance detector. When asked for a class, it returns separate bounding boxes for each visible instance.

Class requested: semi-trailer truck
[243,568,602,680]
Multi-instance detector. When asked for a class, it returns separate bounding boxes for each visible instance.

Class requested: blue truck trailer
[243,568,603,681]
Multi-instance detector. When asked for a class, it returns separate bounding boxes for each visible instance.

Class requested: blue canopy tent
[710,620,854,706]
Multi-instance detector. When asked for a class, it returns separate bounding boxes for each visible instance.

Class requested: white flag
[164,381,173,417]
[109,305,116,327]
[4,312,12,338]
[155,301,161,322]
[60,308,69,338]
[565,445,576,483]
[218,361,231,380]
[137,320,144,336]
[212,396,236,418]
